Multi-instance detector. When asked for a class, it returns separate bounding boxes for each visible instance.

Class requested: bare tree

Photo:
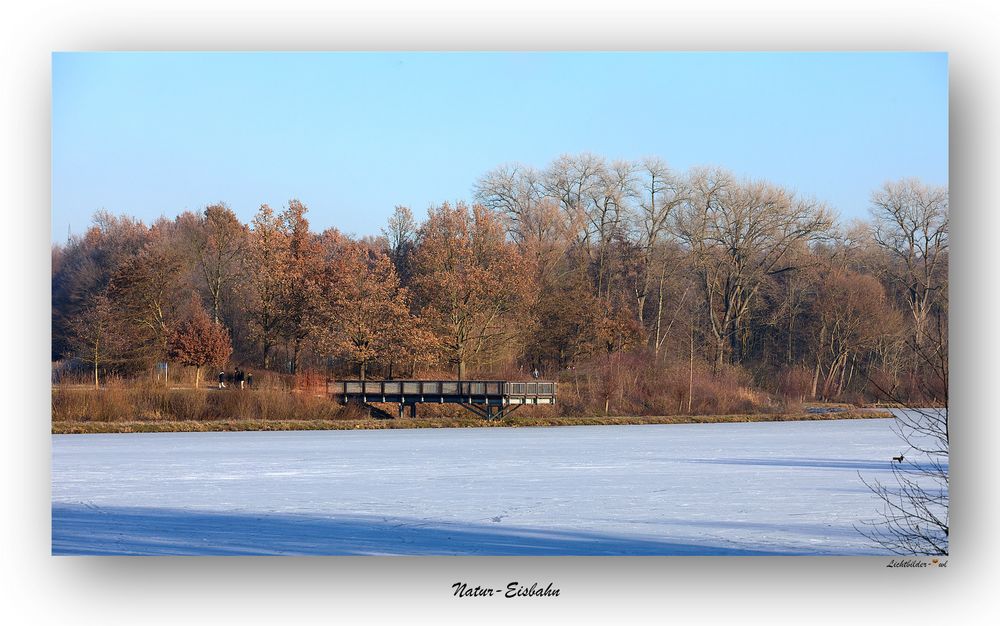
[858,412,948,555]
[65,292,128,387]
[179,203,247,324]
[859,321,948,555]
[870,179,948,350]
[675,169,833,367]
[474,163,545,242]
[630,157,686,341]
[805,267,900,399]
[859,179,948,555]
[381,205,417,281]
[542,153,608,248]
[597,160,637,294]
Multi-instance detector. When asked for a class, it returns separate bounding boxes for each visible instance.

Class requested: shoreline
[52,409,892,434]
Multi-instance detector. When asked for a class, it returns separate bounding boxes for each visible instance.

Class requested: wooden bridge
[327,379,557,420]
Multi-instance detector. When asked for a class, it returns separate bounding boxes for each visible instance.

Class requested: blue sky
[51,52,947,242]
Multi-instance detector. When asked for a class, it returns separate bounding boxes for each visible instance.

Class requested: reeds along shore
[52,364,779,424]
[51,371,892,434]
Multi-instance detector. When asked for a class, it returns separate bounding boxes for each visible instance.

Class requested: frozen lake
[52,419,918,555]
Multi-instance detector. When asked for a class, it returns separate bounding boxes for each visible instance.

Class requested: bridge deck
[327,379,557,420]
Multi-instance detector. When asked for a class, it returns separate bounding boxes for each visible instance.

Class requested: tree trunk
[715,335,727,373]
[212,280,222,324]
[688,322,695,413]
[836,355,848,397]
[811,323,827,399]
[811,356,822,399]
[729,323,741,365]
[292,338,302,375]
[195,366,201,389]
[653,269,665,358]
[597,244,607,301]
[787,313,796,364]
[822,352,847,399]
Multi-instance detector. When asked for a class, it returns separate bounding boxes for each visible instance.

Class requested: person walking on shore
[236,369,245,390]
[218,371,226,389]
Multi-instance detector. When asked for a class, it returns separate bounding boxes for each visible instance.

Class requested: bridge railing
[328,379,556,399]
[505,382,556,396]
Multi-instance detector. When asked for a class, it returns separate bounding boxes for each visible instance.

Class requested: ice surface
[51,419,928,555]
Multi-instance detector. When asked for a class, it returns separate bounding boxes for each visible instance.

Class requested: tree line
[51,153,947,410]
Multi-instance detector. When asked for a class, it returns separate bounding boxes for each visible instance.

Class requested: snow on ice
[51,419,926,555]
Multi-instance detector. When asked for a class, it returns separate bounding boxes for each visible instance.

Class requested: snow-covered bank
[52,419,925,555]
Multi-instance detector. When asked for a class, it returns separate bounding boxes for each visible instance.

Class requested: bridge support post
[350,400,395,420]
[458,403,522,421]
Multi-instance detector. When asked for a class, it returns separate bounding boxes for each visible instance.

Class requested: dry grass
[51,377,891,434]
[53,409,892,434]
[52,384,349,424]
[555,356,787,417]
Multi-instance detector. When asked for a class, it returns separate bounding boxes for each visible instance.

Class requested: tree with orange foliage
[168,296,233,389]
[526,265,601,369]
[316,242,434,379]
[278,199,325,374]
[52,211,150,361]
[245,204,288,369]
[411,202,531,379]
[107,232,186,372]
